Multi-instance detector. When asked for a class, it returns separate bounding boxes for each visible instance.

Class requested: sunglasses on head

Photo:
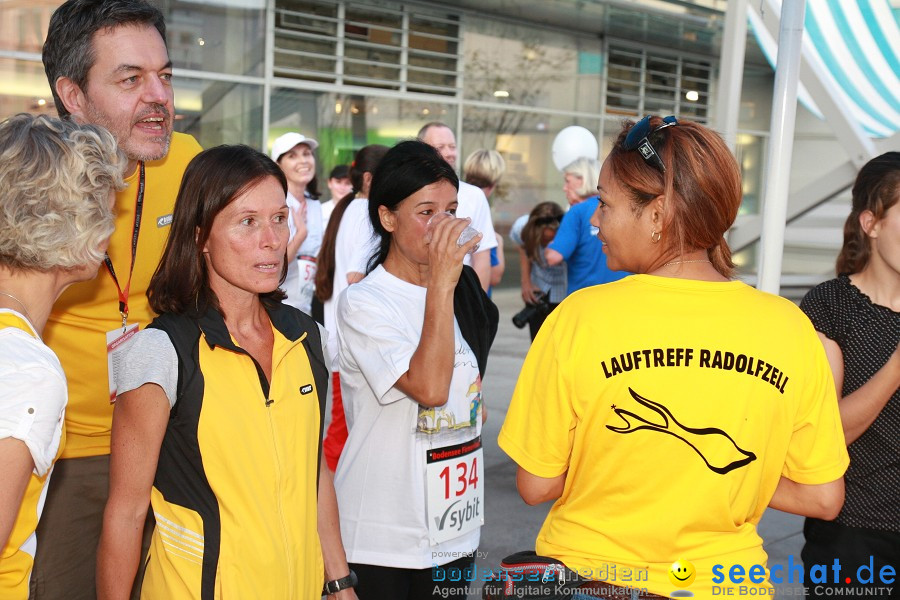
[623,115,678,173]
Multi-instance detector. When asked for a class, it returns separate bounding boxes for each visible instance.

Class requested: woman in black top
[799,152,899,597]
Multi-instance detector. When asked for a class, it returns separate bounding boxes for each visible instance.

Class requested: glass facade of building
[2,0,782,277]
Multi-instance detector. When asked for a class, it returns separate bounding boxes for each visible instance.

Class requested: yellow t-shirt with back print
[499,275,849,598]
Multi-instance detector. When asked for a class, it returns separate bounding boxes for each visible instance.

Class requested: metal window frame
[605,38,715,123]
[0,0,722,163]
[272,0,461,98]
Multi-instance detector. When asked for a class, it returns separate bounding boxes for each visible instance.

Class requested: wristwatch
[323,570,358,595]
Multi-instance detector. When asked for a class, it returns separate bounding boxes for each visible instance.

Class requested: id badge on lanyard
[425,436,485,545]
[104,162,144,403]
[107,324,139,402]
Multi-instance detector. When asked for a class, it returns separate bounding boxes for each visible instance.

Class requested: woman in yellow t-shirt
[498,117,850,598]
[0,114,121,598]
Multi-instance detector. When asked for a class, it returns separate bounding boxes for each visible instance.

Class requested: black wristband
[323,570,357,595]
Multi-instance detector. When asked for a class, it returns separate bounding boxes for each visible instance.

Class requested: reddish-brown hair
[606,117,742,278]
[836,152,900,275]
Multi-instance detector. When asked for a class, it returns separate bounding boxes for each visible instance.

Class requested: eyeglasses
[623,115,678,173]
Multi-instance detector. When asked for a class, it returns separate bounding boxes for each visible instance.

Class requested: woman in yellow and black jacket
[96,145,357,600]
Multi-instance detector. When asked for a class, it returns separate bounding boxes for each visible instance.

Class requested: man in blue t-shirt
[546,196,627,295]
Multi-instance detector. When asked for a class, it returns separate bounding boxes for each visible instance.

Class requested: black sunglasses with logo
[623,115,678,173]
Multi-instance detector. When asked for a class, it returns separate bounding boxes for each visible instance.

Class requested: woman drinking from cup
[334,140,497,599]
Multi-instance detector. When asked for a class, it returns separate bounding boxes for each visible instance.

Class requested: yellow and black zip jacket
[140,303,327,599]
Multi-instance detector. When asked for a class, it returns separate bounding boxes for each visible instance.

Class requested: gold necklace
[0,291,34,325]
[662,259,711,268]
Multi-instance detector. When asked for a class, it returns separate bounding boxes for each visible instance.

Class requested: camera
[512,291,550,329]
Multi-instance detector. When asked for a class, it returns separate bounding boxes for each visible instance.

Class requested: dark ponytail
[315,144,389,301]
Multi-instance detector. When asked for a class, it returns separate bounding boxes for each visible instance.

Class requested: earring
[651,230,661,243]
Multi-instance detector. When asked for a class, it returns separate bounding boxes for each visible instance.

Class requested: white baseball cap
[270,132,319,162]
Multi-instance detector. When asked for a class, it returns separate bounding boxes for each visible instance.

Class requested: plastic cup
[425,211,481,255]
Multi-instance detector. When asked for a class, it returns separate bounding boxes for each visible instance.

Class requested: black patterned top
[800,275,899,532]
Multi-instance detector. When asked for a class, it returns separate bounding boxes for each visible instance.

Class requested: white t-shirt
[456,181,497,267]
[0,310,66,476]
[321,199,336,229]
[324,197,378,367]
[334,266,483,568]
[283,192,324,315]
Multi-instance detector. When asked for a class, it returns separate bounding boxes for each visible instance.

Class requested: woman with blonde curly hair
[0,113,122,598]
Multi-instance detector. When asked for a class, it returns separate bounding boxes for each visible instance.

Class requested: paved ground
[470,288,808,598]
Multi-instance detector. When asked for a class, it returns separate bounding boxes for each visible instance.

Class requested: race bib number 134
[426,437,484,545]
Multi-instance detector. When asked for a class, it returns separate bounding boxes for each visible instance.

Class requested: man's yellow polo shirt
[44,132,201,458]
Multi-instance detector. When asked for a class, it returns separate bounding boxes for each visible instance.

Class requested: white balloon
[552,126,599,171]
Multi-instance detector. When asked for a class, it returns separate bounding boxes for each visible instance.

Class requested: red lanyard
[104,161,145,328]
